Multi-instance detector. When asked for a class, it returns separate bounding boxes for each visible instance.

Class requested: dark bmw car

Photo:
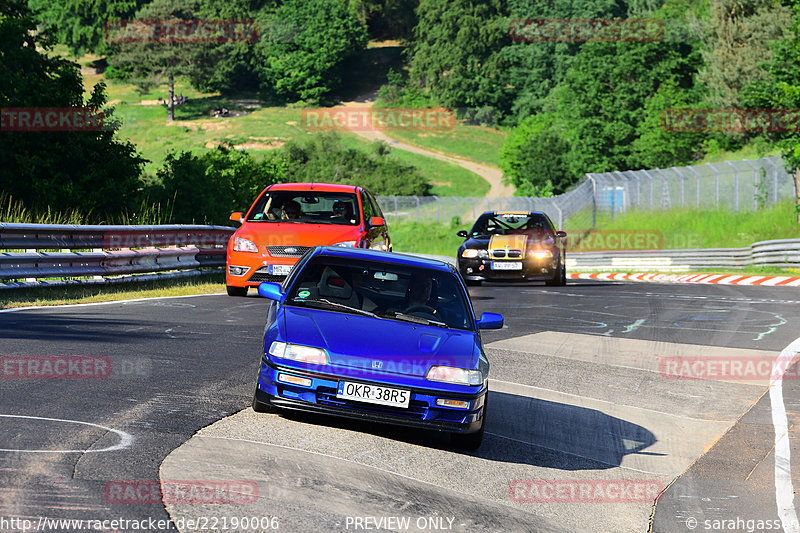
[457,211,567,286]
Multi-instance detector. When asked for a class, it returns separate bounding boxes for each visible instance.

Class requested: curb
[568,272,800,287]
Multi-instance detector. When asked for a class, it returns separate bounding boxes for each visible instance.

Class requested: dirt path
[335,93,514,197]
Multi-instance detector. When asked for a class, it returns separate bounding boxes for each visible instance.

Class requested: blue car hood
[282,307,479,377]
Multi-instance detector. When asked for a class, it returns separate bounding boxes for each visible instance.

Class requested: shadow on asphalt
[269,390,657,471]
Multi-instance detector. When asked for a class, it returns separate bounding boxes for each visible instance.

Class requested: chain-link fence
[376,156,795,229]
[587,156,794,214]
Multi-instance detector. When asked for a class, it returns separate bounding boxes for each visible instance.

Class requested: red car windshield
[247,191,360,225]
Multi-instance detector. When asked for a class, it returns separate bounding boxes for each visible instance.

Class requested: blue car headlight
[426,366,483,386]
[269,341,329,365]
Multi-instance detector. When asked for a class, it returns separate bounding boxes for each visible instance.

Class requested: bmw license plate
[337,381,410,408]
[491,261,523,270]
[268,264,292,276]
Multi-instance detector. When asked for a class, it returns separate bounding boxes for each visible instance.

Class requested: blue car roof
[314,246,453,273]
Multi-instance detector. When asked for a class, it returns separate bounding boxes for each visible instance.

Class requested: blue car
[252,246,503,449]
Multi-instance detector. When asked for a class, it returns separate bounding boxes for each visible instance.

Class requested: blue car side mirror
[477,312,503,329]
[258,282,285,302]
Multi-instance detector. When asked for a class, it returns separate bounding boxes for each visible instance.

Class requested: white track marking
[0,414,133,453]
[770,337,800,533]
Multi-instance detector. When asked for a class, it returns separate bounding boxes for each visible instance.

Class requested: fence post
[452,196,459,223]
[671,167,685,207]
[471,196,476,218]
[414,195,420,223]
[642,170,656,211]
[706,163,719,208]
[764,157,779,204]
[392,195,398,218]
[433,195,440,224]
[687,165,700,208]
[742,159,760,212]
[726,161,739,211]
[587,174,597,228]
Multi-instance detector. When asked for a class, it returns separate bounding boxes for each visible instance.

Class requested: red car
[226,183,391,296]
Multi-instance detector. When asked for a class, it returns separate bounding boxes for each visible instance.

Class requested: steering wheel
[404,305,438,320]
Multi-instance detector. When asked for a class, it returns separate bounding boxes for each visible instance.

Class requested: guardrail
[567,238,800,272]
[0,223,234,288]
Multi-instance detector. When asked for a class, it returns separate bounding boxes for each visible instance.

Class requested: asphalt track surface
[1,280,799,532]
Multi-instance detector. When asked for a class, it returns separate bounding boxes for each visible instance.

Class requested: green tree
[108,0,209,121]
[500,114,573,196]
[152,146,287,224]
[254,0,367,101]
[741,0,800,221]
[27,0,147,56]
[408,0,511,113]
[0,0,145,218]
[555,39,703,175]
[699,0,792,108]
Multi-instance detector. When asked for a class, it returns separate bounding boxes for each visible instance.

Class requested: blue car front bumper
[256,359,487,434]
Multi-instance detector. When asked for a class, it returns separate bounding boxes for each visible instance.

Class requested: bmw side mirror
[457,230,468,238]
[477,312,503,329]
[258,282,285,302]
[556,231,567,238]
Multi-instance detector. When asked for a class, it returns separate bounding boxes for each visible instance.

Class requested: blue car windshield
[286,258,474,330]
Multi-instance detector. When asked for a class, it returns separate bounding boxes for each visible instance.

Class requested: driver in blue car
[405,272,437,316]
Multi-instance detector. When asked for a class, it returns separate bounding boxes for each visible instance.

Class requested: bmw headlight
[233,237,258,252]
[269,341,329,365]
[333,240,358,247]
[529,249,553,259]
[426,366,483,386]
[461,249,487,259]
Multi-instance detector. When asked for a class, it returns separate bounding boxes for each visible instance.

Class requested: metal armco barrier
[567,238,800,272]
[0,223,235,287]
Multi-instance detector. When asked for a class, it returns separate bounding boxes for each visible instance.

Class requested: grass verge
[0,273,225,309]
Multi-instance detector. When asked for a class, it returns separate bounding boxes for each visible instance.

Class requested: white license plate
[491,261,523,270]
[269,264,292,276]
[336,381,410,408]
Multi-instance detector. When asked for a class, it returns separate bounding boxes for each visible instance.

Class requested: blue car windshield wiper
[391,312,448,328]
[295,298,379,318]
